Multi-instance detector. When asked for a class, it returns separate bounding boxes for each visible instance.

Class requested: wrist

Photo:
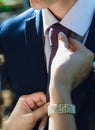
[49,83,72,104]
[50,95,72,104]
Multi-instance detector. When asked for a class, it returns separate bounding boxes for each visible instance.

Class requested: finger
[31,92,47,108]
[68,42,77,52]
[69,38,88,51]
[58,32,69,50]
[23,92,46,109]
[31,92,46,104]
[38,115,48,130]
[32,103,48,121]
[23,103,48,129]
[69,38,94,58]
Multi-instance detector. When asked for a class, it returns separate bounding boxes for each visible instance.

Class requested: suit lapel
[24,10,44,53]
[24,10,47,92]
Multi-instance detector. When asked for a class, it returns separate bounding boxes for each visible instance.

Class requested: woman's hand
[2,92,48,130]
[49,32,94,104]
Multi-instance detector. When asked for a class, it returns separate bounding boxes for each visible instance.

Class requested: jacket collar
[24,10,43,46]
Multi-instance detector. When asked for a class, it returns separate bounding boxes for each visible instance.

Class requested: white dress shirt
[42,0,95,71]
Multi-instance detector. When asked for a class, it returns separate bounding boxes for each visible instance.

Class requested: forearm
[48,31,94,130]
[49,112,76,130]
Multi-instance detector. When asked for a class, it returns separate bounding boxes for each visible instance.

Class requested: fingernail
[40,126,45,130]
[58,32,68,45]
[58,32,65,39]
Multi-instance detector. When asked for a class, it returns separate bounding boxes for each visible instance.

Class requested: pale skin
[29,0,77,19]
[2,0,94,130]
[2,32,94,130]
[2,92,48,130]
[49,32,94,130]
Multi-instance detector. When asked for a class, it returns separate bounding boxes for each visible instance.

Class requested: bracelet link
[48,104,76,116]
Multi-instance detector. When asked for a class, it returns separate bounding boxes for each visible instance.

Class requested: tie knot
[49,23,71,46]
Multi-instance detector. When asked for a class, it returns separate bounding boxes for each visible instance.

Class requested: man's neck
[48,0,77,20]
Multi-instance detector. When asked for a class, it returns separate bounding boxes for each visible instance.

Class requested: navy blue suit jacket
[0,8,95,130]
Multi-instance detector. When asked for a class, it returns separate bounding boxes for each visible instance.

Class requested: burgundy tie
[46,23,71,101]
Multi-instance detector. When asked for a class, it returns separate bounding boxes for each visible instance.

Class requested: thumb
[69,38,87,51]
[22,103,48,130]
[32,103,48,121]
[58,32,69,50]
[38,115,48,130]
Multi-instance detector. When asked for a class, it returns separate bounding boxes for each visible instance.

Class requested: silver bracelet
[48,104,76,116]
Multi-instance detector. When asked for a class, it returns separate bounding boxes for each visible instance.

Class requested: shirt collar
[42,0,95,37]
[42,9,58,34]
